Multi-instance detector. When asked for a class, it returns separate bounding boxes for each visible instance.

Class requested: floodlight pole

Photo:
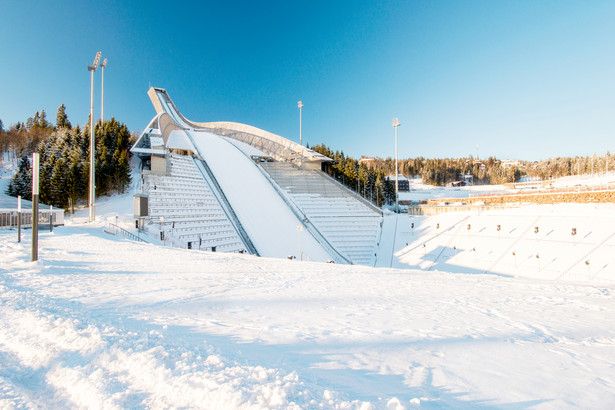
[393,117,401,212]
[88,51,101,222]
[298,100,303,146]
[100,58,107,123]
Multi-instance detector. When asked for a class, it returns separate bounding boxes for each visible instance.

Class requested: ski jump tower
[131,87,383,265]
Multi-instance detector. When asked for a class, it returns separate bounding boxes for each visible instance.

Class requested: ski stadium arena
[131,87,383,265]
[129,88,615,282]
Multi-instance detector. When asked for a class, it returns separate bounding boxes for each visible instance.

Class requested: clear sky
[1,0,614,161]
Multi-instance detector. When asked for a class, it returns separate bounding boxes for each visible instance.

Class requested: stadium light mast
[298,100,304,146]
[392,117,401,212]
[100,58,107,123]
[88,51,101,222]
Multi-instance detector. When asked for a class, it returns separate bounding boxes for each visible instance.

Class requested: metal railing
[105,222,149,243]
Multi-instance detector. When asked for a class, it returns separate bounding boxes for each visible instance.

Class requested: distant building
[502,159,522,169]
[451,174,474,187]
[460,174,474,186]
[359,157,376,168]
[387,175,409,191]
[466,159,485,170]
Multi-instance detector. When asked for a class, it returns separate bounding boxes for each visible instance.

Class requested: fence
[0,209,64,230]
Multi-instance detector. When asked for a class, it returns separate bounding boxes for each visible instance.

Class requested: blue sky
[1,0,614,161]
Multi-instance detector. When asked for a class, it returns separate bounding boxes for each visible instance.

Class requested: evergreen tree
[116,150,131,193]
[38,156,53,205]
[39,110,50,128]
[50,159,67,207]
[65,155,83,213]
[383,177,396,205]
[55,104,71,129]
[6,155,32,200]
[344,158,357,181]
[5,117,133,210]
[358,163,368,196]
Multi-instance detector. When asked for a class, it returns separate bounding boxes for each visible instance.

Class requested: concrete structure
[131,87,383,265]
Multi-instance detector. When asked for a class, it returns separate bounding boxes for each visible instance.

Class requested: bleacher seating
[144,153,247,252]
[261,162,382,265]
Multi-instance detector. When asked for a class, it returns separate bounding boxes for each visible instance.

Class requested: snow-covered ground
[398,172,615,203]
[381,203,615,283]
[2,180,615,408]
[398,178,511,202]
[2,156,615,408]
[550,171,615,189]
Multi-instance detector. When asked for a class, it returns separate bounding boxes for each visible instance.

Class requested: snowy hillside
[1,183,615,408]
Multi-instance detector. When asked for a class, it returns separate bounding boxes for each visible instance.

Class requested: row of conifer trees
[4,105,133,213]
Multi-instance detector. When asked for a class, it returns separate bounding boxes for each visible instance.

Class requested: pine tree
[7,154,32,200]
[65,155,83,213]
[116,150,131,193]
[39,110,50,128]
[39,158,53,205]
[383,177,396,205]
[55,104,71,129]
[358,163,368,196]
[50,159,67,207]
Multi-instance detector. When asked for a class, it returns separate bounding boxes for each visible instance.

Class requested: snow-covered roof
[130,147,165,155]
[150,136,164,148]
[166,130,196,152]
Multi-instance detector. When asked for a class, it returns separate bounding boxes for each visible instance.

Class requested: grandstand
[131,87,383,265]
[143,152,251,253]
[260,162,382,265]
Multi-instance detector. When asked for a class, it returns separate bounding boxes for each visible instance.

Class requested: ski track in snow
[2,223,615,409]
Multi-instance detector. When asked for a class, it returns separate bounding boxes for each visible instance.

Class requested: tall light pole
[88,51,101,223]
[100,58,107,123]
[298,100,303,146]
[392,117,401,212]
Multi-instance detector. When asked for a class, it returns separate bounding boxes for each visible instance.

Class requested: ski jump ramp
[131,87,383,265]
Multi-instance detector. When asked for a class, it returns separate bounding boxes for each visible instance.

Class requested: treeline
[309,143,520,203]
[3,105,133,212]
[0,108,58,158]
[309,143,613,192]
[524,154,613,180]
[310,144,396,207]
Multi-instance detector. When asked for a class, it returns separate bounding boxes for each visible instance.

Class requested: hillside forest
[1,105,133,212]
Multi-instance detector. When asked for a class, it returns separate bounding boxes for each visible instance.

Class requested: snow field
[3,164,615,408]
[2,222,615,408]
[0,230,378,409]
[388,204,615,283]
